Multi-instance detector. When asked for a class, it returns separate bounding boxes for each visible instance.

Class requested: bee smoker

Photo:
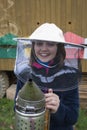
[15,80,50,130]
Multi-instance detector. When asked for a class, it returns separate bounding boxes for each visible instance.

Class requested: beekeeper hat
[28,23,86,47]
[14,23,86,48]
[29,23,65,43]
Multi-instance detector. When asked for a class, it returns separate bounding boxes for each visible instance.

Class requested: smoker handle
[44,109,50,130]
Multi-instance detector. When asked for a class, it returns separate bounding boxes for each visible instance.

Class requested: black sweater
[15,64,80,130]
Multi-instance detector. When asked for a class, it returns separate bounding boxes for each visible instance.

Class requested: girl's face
[34,42,57,62]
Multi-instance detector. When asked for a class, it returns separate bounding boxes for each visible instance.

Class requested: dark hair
[30,42,66,69]
[54,43,66,68]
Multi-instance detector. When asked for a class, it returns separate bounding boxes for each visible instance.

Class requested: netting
[14,40,32,83]
[14,34,87,91]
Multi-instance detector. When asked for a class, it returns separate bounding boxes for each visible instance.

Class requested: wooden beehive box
[79,74,87,109]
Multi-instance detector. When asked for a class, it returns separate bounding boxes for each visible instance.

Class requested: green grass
[76,108,87,130]
[0,98,87,130]
[0,98,15,130]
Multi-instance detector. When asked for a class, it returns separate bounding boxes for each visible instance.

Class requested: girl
[15,23,81,130]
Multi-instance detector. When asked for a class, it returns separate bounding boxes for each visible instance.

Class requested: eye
[47,42,56,47]
[35,42,42,46]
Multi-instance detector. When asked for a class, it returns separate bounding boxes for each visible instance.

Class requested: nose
[41,43,48,50]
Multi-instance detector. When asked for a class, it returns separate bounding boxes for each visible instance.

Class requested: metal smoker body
[15,81,50,130]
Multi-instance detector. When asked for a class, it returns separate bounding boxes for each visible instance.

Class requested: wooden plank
[81,60,87,72]
[45,0,51,22]
[81,0,87,37]
[79,73,87,108]
[65,0,72,31]
[71,0,83,35]
[55,0,61,26]
[0,59,15,71]
[60,0,66,31]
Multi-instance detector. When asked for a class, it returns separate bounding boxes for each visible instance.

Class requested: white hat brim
[13,37,87,48]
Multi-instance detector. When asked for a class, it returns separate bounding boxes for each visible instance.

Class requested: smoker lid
[19,80,44,101]
[16,80,45,113]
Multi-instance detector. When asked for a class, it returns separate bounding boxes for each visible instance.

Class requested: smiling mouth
[39,53,50,57]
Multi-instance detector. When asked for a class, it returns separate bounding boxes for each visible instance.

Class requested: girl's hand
[44,89,60,113]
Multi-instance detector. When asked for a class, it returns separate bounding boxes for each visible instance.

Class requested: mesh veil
[14,38,86,92]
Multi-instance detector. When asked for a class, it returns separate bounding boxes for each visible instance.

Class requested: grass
[0,98,87,130]
[0,98,15,130]
[75,108,87,130]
